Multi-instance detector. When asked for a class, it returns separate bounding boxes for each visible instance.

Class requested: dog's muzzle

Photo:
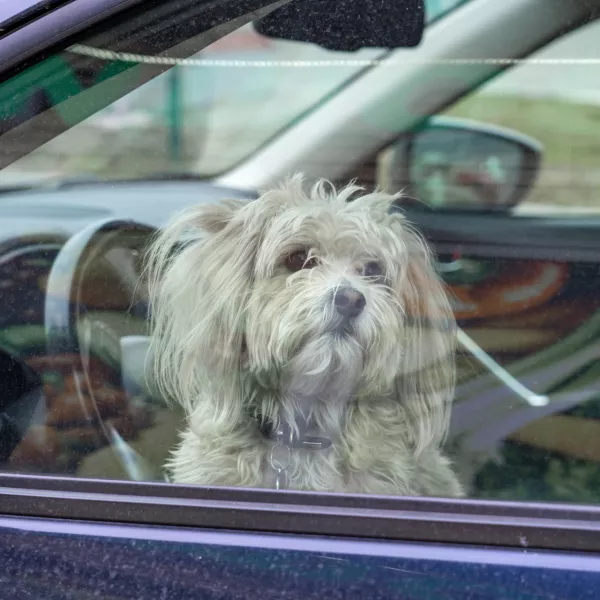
[333,286,365,318]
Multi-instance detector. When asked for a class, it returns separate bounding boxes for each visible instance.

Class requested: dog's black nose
[334,287,366,318]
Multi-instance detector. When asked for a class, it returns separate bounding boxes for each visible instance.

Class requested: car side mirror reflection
[381,117,543,212]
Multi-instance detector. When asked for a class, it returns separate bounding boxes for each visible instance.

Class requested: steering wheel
[43,218,158,479]
[45,219,155,354]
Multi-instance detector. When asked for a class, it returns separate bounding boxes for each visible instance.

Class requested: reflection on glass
[410,127,525,210]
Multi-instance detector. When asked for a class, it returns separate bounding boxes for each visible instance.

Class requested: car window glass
[0,0,598,508]
[0,0,467,183]
[0,0,469,486]
[374,18,600,503]
[444,18,600,215]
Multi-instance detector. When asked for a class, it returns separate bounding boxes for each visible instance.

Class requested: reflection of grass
[26,124,203,180]
[446,93,600,165]
[441,100,600,500]
[444,94,600,207]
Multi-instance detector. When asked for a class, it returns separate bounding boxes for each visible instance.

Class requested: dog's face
[147,176,456,448]
[246,185,425,397]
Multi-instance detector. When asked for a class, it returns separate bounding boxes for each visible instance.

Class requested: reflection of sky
[483,19,600,104]
[426,0,467,21]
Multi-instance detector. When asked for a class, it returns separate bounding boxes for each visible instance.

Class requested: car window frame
[0,0,147,79]
[1,472,600,552]
[0,0,600,556]
[0,1,77,35]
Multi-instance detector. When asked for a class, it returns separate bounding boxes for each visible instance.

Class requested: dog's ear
[145,198,263,419]
[392,227,457,456]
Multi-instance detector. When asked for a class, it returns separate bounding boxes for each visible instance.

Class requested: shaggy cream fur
[145,175,463,497]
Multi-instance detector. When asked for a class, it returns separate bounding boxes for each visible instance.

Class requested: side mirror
[381,117,543,212]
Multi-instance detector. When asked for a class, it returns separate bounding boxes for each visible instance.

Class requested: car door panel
[1,515,599,600]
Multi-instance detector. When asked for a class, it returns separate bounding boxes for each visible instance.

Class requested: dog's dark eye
[285,250,318,272]
[363,261,383,278]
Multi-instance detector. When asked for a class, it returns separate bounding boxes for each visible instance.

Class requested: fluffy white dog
[145,175,463,497]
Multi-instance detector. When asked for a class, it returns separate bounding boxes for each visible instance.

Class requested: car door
[0,1,600,599]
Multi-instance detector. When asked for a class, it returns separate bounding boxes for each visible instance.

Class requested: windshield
[0,0,467,186]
